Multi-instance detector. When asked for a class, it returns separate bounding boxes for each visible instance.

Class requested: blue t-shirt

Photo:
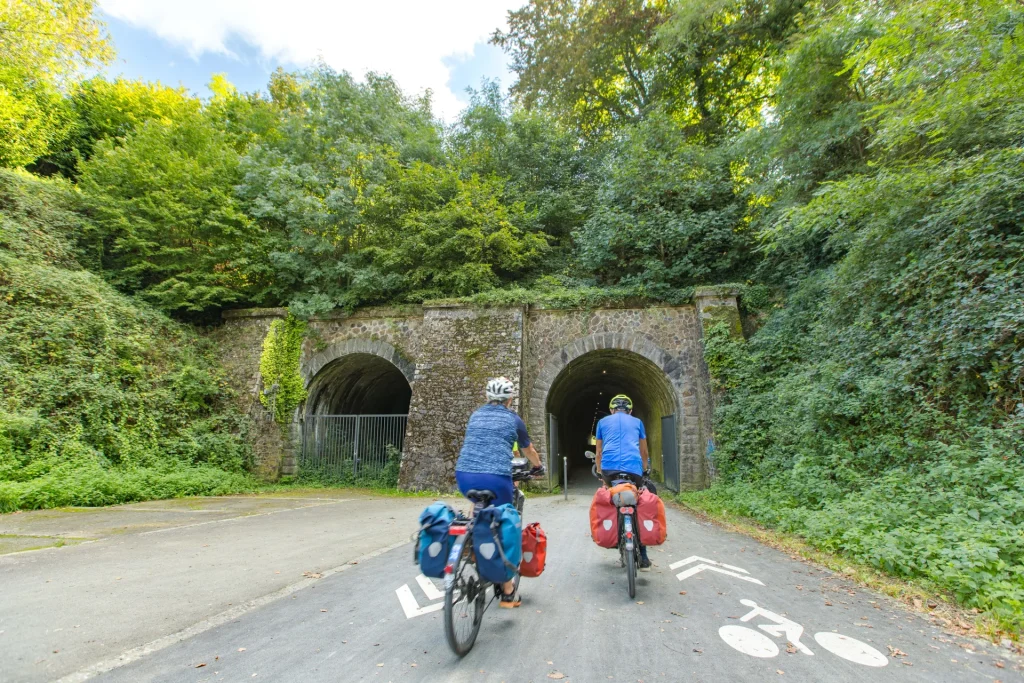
[456,404,532,477]
[596,412,646,475]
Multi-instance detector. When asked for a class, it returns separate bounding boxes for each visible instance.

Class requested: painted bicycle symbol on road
[718,599,888,667]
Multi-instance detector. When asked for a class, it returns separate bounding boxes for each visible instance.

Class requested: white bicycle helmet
[485,376,516,402]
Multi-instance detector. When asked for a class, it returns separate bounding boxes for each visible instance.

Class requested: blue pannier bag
[472,503,522,583]
[417,502,456,578]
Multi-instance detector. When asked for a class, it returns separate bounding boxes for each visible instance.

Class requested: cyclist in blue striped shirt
[456,377,544,607]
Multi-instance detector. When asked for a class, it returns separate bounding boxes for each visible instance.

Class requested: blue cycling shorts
[455,471,514,507]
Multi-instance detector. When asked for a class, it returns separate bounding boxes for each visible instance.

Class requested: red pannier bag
[637,489,667,546]
[590,488,619,548]
[520,522,547,577]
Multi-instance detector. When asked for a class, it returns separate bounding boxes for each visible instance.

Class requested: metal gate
[547,413,559,489]
[300,414,407,480]
[661,414,679,492]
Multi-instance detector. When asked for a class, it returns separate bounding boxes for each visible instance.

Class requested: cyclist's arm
[512,414,541,468]
[521,443,541,468]
[595,439,603,471]
[637,419,649,471]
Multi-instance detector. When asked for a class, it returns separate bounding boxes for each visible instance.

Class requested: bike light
[449,526,467,535]
[626,532,633,539]
[444,564,454,574]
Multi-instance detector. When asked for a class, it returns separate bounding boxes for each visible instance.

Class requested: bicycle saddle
[464,489,497,504]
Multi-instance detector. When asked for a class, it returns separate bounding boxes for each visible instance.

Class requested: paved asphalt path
[58,487,1020,683]
[0,492,461,683]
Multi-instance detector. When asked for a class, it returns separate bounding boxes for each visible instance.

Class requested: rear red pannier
[637,489,667,546]
[590,488,619,548]
[520,522,547,577]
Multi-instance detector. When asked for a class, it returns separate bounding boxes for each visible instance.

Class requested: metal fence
[300,414,407,481]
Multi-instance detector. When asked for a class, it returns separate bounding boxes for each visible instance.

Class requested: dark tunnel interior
[306,353,412,415]
[545,349,677,488]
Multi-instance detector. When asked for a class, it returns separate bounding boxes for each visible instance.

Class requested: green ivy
[701,321,750,392]
[258,314,308,423]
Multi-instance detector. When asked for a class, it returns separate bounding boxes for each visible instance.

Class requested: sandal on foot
[499,593,521,608]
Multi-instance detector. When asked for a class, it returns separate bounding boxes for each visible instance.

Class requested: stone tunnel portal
[545,349,678,489]
[302,353,412,480]
[305,352,411,416]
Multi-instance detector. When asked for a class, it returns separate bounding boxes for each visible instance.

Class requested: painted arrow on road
[669,556,765,585]
[395,574,445,619]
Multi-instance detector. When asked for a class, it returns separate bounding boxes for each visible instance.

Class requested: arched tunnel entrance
[546,349,679,490]
[300,353,411,482]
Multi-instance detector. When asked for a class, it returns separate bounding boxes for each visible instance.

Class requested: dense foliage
[0,170,253,511]
[2,0,1022,632]
[687,0,1024,632]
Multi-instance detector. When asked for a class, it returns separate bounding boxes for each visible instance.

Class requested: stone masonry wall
[399,306,525,490]
[302,305,425,367]
[216,301,734,490]
[211,309,292,478]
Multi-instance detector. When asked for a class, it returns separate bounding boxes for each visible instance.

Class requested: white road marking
[739,599,813,655]
[814,632,888,667]
[415,574,444,601]
[669,555,750,573]
[396,584,444,619]
[675,563,765,585]
[719,625,779,658]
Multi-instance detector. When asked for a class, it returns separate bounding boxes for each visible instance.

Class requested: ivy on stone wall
[259,314,307,423]
[701,321,749,392]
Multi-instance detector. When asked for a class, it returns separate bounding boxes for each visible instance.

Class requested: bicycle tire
[626,543,636,598]
[444,544,484,656]
[625,512,637,598]
[512,488,524,594]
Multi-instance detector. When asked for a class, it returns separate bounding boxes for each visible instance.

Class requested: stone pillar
[692,287,742,483]
[693,287,743,338]
[399,305,526,490]
[214,308,295,480]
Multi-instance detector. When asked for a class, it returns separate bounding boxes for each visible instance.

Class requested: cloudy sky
[99,0,523,120]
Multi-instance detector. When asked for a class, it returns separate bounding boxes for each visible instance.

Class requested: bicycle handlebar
[512,464,545,481]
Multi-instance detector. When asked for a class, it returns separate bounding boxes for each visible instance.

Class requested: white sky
[99,0,522,120]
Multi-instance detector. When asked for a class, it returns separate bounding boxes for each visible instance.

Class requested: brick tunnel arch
[299,339,415,479]
[530,334,686,491]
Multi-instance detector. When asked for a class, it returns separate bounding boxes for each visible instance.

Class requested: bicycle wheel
[626,543,636,598]
[444,544,485,656]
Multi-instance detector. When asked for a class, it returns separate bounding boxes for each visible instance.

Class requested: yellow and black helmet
[609,394,633,412]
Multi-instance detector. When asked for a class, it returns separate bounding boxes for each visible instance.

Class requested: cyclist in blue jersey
[455,377,544,608]
[595,393,652,570]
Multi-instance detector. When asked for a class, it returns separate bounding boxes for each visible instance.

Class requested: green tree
[448,81,600,250]
[574,113,753,295]
[351,159,550,303]
[494,0,670,134]
[235,65,442,315]
[656,0,807,139]
[32,77,199,178]
[494,0,805,138]
[78,107,257,316]
[0,0,112,167]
